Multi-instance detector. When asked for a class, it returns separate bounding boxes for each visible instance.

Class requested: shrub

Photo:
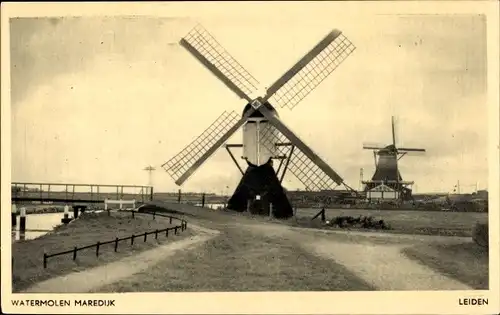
[325,215,389,230]
[472,221,488,248]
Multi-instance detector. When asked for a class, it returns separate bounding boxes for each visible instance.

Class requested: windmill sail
[391,116,396,148]
[263,30,356,110]
[166,23,357,212]
[180,24,260,102]
[259,113,344,191]
[398,147,426,152]
[162,110,252,185]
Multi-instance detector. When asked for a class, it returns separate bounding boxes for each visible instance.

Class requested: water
[195,203,226,210]
[11,212,71,242]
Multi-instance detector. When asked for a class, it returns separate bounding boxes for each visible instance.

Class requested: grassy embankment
[403,242,489,289]
[12,210,193,292]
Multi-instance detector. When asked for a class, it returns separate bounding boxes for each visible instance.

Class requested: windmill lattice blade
[391,116,397,147]
[260,124,340,191]
[264,31,355,110]
[161,111,241,185]
[363,145,386,150]
[181,24,260,101]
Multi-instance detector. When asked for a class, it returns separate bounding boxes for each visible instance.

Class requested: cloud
[10,16,185,106]
[9,15,488,193]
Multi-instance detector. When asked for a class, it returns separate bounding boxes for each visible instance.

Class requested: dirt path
[22,224,220,293]
[244,222,473,290]
[308,241,472,290]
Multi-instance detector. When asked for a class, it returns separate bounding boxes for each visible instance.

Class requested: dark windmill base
[227,161,293,219]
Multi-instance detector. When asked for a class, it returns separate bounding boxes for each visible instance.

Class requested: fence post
[153,211,156,220]
[73,247,77,260]
[62,205,71,223]
[201,193,205,208]
[169,217,172,224]
[175,227,178,235]
[155,229,158,239]
[132,210,135,219]
[96,241,100,257]
[131,235,135,245]
[43,253,47,269]
[11,204,17,227]
[144,232,147,242]
[19,207,27,233]
[104,199,108,211]
[166,229,169,237]
[184,221,187,230]
[114,238,119,252]
[177,189,181,203]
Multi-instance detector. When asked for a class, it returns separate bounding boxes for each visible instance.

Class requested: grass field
[11,210,193,292]
[294,208,487,237]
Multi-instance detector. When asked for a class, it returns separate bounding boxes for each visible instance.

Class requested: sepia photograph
[1,1,499,314]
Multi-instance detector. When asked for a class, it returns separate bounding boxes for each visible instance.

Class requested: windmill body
[227,102,292,217]
[371,145,402,182]
[362,117,425,202]
[241,103,279,167]
[162,25,356,218]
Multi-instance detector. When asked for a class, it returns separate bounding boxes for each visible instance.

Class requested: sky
[9,9,489,194]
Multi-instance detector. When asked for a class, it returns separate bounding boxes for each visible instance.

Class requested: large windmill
[162,24,356,218]
[362,116,426,201]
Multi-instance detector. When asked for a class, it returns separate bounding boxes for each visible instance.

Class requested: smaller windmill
[362,116,425,201]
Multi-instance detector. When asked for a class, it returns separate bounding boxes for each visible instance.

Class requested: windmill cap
[242,102,279,118]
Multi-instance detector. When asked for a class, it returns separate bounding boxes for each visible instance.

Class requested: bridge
[11,182,154,205]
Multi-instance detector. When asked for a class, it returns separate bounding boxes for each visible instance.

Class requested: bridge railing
[11,182,154,203]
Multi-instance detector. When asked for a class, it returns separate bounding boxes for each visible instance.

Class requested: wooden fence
[43,210,187,268]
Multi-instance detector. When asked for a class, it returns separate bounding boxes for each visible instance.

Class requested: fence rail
[12,182,154,204]
[43,210,187,268]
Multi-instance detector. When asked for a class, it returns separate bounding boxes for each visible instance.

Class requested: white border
[1,2,499,314]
